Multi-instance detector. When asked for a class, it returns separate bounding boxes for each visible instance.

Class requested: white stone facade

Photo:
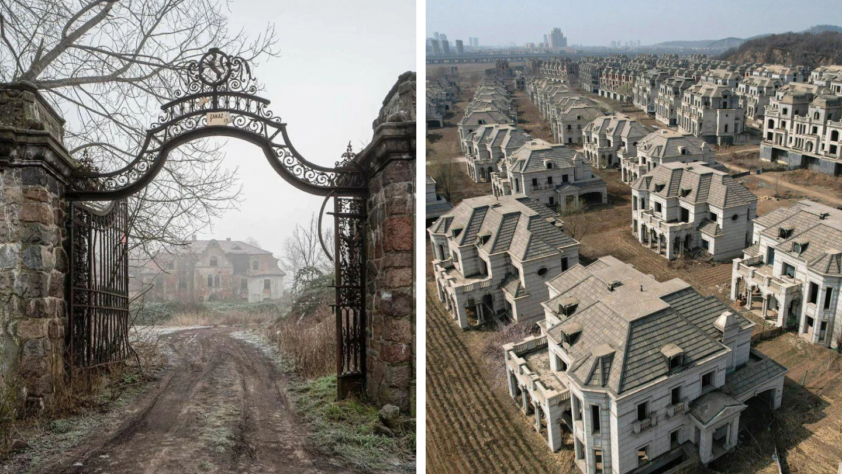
[730,200,842,349]
[429,195,580,329]
[505,256,787,474]
[631,161,757,262]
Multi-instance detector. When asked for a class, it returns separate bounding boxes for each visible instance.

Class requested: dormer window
[452,227,463,238]
[654,183,665,192]
[559,320,582,345]
[792,239,808,254]
[778,226,794,239]
[557,297,579,316]
[680,187,691,198]
[545,161,554,169]
[661,343,685,372]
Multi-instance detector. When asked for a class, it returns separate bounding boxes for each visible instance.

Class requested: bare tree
[427,157,467,204]
[0,0,278,258]
[560,206,591,241]
[244,236,261,249]
[279,212,333,293]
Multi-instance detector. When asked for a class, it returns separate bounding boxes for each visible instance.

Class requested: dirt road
[36,327,344,474]
[720,162,842,208]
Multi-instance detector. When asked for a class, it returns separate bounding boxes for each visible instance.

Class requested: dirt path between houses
[33,327,344,474]
[720,161,842,208]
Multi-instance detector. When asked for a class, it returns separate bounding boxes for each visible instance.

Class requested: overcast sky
[196,0,416,257]
[427,0,842,47]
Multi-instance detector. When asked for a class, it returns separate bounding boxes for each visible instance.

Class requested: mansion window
[264,279,271,290]
[210,256,218,267]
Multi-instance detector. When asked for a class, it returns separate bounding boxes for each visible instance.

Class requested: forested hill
[721,31,842,68]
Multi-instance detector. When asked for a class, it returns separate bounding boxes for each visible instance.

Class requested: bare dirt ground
[426,285,575,474]
[717,147,842,209]
[29,327,344,474]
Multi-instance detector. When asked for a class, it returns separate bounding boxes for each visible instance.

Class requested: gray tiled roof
[508,139,583,173]
[725,349,788,398]
[637,129,709,159]
[427,195,578,263]
[638,162,756,209]
[543,256,739,395]
[756,201,842,276]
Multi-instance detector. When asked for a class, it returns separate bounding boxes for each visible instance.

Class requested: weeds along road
[36,327,344,474]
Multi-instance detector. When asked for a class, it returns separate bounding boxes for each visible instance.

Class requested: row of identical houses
[428,56,842,474]
[426,72,459,131]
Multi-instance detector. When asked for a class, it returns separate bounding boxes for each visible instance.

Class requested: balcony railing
[666,400,689,417]
[632,417,656,434]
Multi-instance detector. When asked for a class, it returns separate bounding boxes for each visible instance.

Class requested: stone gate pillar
[0,82,77,407]
[355,72,415,413]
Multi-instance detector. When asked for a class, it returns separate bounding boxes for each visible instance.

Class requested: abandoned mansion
[131,237,286,303]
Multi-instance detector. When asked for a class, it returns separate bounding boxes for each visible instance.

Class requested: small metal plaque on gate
[207,112,230,126]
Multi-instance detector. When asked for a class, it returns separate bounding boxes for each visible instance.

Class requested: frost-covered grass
[289,377,416,473]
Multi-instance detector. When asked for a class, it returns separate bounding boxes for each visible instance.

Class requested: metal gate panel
[333,196,366,397]
[67,200,131,368]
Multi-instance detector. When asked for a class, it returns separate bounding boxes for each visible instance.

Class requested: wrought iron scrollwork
[68,48,366,200]
[334,197,366,379]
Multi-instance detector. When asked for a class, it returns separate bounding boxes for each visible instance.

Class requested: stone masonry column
[0,82,78,408]
[357,72,415,413]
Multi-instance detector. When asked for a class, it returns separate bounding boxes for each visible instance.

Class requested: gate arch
[65,49,368,397]
[68,48,365,200]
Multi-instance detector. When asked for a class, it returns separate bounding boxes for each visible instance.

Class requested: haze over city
[427,0,842,47]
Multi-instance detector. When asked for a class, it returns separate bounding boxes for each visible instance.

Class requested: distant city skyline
[427,0,842,47]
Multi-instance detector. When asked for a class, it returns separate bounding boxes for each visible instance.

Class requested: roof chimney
[226,237,231,241]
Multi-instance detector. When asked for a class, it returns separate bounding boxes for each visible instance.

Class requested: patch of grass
[289,376,415,473]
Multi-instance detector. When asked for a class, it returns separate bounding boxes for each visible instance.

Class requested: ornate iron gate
[333,197,367,397]
[67,200,131,368]
[64,48,370,398]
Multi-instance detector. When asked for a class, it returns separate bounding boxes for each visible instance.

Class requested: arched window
[210,256,218,267]
[214,275,220,287]
[207,275,213,287]
[768,119,774,129]
[253,261,259,270]
[832,130,839,142]
[546,162,553,169]
[814,112,820,120]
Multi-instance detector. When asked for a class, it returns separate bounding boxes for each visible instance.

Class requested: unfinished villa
[760,82,842,176]
[504,256,787,474]
[490,138,607,212]
[582,113,649,170]
[527,78,602,145]
[620,129,716,184]
[458,77,516,153]
[731,200,842,349]
[428,195,580,329]
[465,124,531,183]
[631,161,757,261]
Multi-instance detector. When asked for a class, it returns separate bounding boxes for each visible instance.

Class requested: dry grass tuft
[270,304,336,379]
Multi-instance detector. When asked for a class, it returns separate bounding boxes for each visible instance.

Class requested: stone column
[547,416,563,452]
[534,403,542,432]
[356,72,415,413]
[507,370,518,399]
[0,82,77,408]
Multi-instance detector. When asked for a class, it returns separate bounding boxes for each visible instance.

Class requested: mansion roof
[543,256,753,395]
[429,195,577,261]
[632,161,757,209]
